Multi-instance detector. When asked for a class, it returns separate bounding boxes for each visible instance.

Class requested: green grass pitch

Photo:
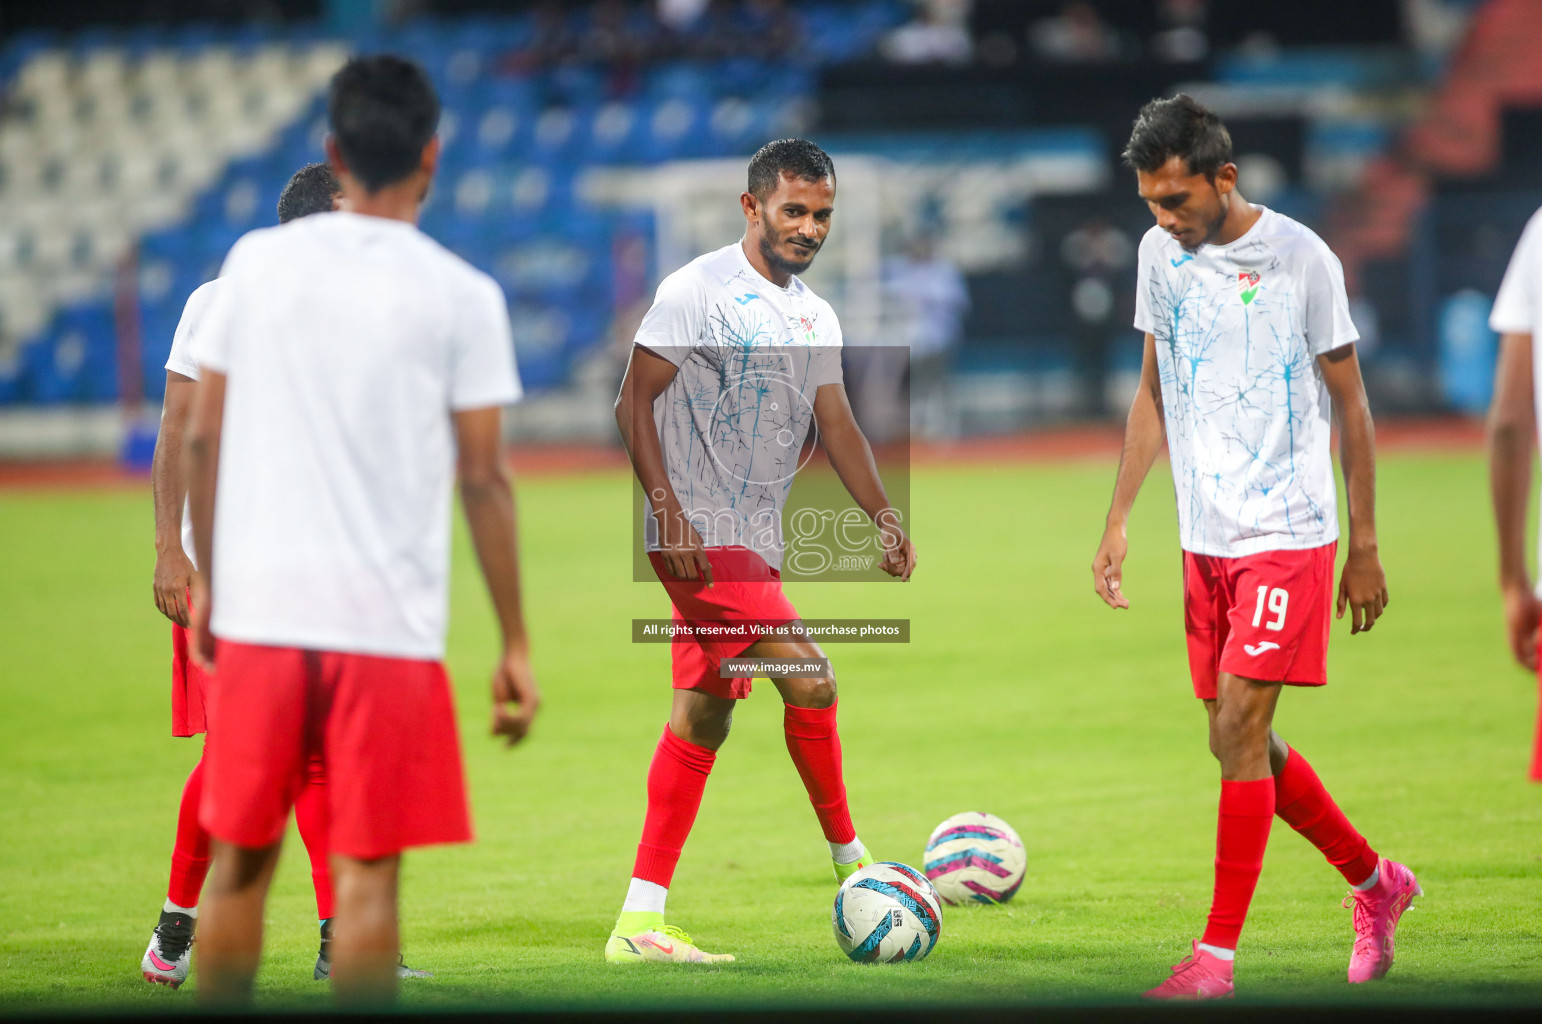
[1,452,1540,1010]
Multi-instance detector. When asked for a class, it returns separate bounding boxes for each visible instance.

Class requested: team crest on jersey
[788,313,817,344]
[1237,270,1261,305]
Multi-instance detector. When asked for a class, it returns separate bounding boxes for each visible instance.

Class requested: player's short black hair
[747,138,836,201]
[1122,94,1233,180]
[276,162,340,223]
[327,54,440,192]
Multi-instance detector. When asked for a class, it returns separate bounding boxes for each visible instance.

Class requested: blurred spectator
[881,0,975,66]
[579,0,662,92]
[1060,217,1134,416]
[741,0,803,60]
[1151,0,1209,62]
[1029,1,1120,63]
[579,0,656,66]
[884,236,971,440]
[500,1,578,75]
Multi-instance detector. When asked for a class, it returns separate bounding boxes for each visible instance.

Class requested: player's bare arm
[1487,331,1538,670]
[454,406,540,747]
[1093,331,1166,609]
[614,343,712,584]
[183,369,226,671]
[151,370,197,627]
[811,382,915,581]
[1319,344,1389,634]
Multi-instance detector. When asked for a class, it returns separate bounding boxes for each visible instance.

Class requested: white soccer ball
[831,861,943,963]
[923,811,1027,905]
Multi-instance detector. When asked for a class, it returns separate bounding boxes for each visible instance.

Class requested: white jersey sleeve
[1132,228,1160,334]
[1301,238,1359,356]
[633,269,708,365]
[449,272,523,410]
[1491,207,1542,335]
[191,233,263,374]
[809,310,844,388]
[165,281,220,381]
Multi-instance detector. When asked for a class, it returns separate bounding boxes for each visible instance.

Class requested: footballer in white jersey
[604,139,916,966]
[1091,95,1415,1000]
[1484,203,1542,780]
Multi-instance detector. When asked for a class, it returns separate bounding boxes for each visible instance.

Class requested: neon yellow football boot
[605,912,735,964]
[833,844,874,884]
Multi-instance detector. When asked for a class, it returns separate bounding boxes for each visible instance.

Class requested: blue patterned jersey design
[1133,207,1359,557]
[634,243,843,570]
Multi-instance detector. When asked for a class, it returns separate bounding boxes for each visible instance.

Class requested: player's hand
[188,574,215,671]
[1501,582,1539,671]
[1092,524,1130,609]
[1336,547,1389,634]
[656,508,713,585]
[491,641,540,747]
[877,512,916,581]
[153,544,195,627]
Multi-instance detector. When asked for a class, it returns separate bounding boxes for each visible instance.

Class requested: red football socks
[1200,777,1275,951]
[632,726,716,887]
[783,702,856,844]
[1531,675,1542,782]
[293,754,335,921]
[166,758,212,908]
[1274,747,1379,886]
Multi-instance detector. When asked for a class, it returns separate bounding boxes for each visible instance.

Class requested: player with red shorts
[181,55,538,1004]
[1090,96,1420,999]
[139,163,429,988]
[1486,201,1542,779]
[606,139,917,964]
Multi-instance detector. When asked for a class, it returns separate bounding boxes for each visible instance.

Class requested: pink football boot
[1346,858,1422,983]
[1143,940,1235,1000]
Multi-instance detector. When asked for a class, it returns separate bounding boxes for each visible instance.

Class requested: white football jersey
[192,211,521,660]
[164,279,218,566]
[634,242,844,571]
[1134,206,1359,557]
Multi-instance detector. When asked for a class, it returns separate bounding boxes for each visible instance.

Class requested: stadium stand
[0,3,905,411]
[0,0,1525,434]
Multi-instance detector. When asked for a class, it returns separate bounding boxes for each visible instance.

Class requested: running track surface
[0,417,1488,491]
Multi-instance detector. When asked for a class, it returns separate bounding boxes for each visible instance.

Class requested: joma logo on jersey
[1237,270,1262,305]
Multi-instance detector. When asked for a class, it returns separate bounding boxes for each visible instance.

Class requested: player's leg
[1268,731,1377,885]
[1203,673,1282,946]
[196,839,283,1004]
[142,756,210,987]
[194,641,312,1004]
[1148,552,1257,1000]
[321,652,471,997]
[607,686,735,964]
[1268,729,1421,981]
[144,620,213,987]
[1251,542,1419,981]
[293,754,339,980]
[297,757,431,982]
[327,853,401,1004]
[751,626,871,882]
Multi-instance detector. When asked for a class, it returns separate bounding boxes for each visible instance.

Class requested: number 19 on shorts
[1252,586,1288,631]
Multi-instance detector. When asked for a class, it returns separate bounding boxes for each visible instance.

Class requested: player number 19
[1252,586,1288,631]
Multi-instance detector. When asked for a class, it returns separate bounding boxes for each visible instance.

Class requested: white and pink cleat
[1345,858,1422,983]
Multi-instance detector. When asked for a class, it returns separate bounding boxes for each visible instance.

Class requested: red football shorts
[648,545,800,700]
[201,640,472,858]
[1183,542,1336,699]
[171,616,209,738]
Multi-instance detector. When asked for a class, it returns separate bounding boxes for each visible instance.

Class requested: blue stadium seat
[13,5,839,401]
[23,305,118,404]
